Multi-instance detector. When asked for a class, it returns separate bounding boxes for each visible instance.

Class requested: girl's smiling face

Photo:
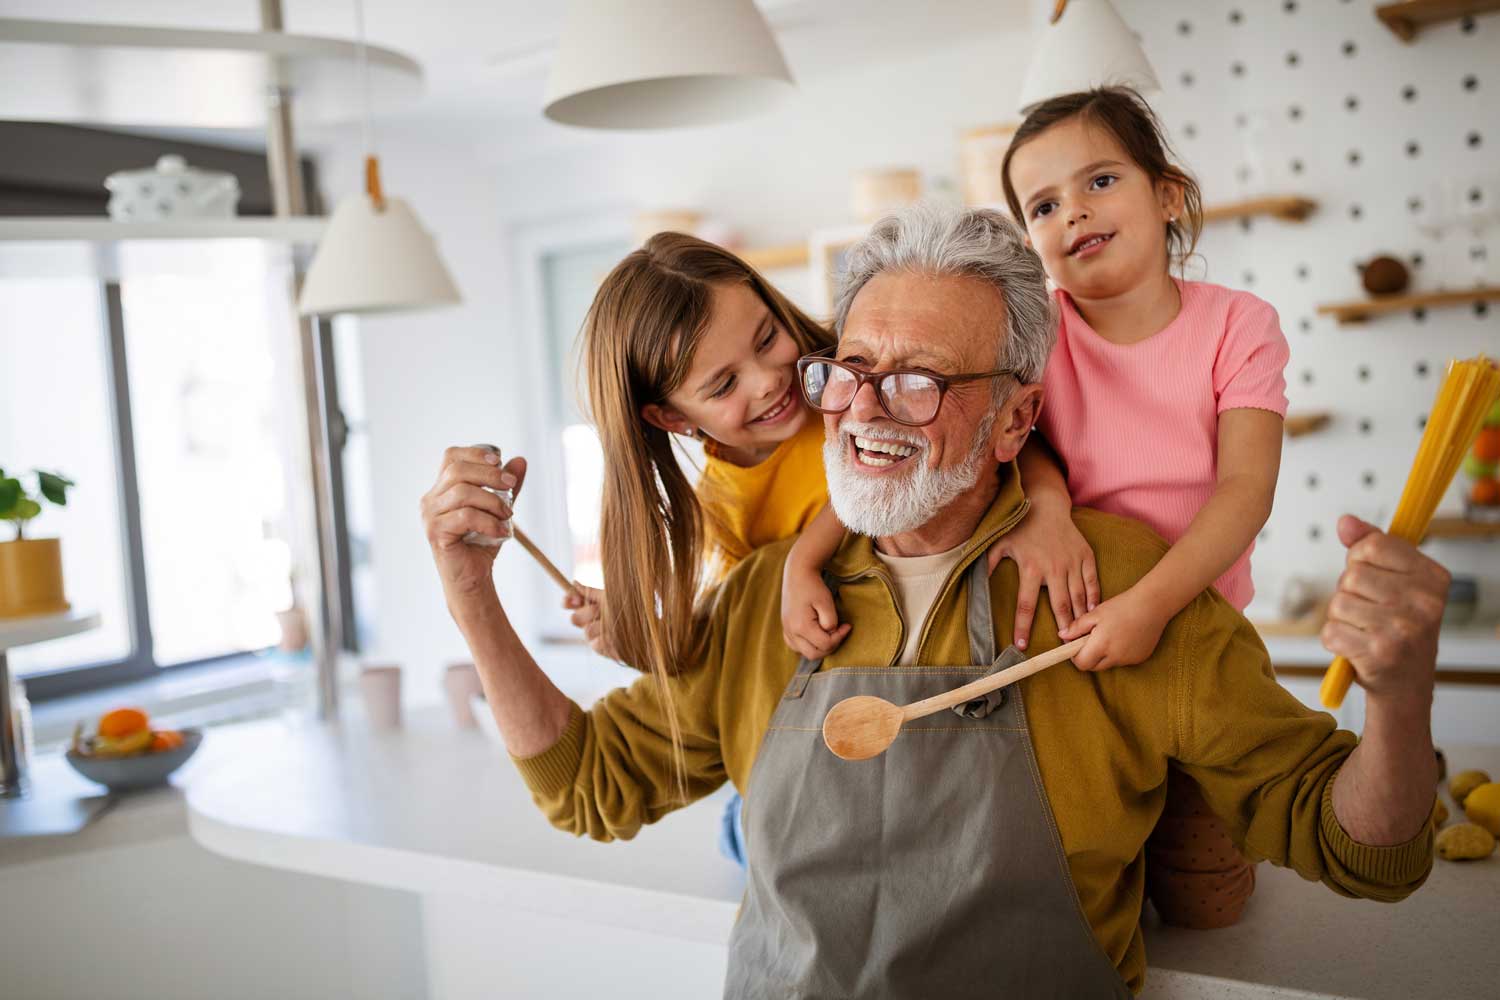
[641,280,807,463]
[1007,116,1183,300]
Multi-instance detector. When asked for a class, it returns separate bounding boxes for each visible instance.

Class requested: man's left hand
[1320,515,1447,702]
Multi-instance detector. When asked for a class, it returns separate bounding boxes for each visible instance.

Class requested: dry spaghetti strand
[1320,355,1500,708]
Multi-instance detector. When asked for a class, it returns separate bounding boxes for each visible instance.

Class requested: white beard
[823,413,997,538]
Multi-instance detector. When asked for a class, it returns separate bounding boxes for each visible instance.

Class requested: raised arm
[1173,515,1444,900]
[420,444,728,838]
[420,445,572,756]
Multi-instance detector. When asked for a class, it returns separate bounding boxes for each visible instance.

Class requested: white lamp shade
[1017,0,1160,115]
[544,0,795,129]
[298,192,460,315]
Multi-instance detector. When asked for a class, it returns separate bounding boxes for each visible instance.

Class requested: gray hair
[832,203,1056,387]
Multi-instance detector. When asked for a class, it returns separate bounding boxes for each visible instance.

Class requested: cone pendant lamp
[544,0,795,130]
[298,0,459,315]
[298,154,459,315]
[1017,0,1160,114]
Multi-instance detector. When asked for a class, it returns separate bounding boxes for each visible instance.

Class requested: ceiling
[0,0,1044,151]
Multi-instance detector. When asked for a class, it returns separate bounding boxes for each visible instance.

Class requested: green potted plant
[0,468,74,619]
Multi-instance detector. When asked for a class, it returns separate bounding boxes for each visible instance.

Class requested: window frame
[508,209,634,635]
[21,283,360,702]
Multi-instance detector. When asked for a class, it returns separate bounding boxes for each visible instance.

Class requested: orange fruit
[1470,477,1500,507]
[1475,427,1500,463]
[98,707,150,740]
[149,730,185,752]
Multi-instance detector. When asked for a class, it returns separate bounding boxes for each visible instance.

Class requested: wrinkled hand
[1061,587,1168,671]
[562,584,621,662]
[1321,515,1445,702]
[421,445,523,605]
[781,561,852,660]
[988,502,1099,650]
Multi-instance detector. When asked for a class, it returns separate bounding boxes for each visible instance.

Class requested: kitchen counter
[169,705,1498,1000]
[1261,626,1500,670]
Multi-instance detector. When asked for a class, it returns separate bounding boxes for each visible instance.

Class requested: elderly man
[422,205,1442,998]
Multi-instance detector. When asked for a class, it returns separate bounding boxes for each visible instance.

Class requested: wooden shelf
[741,242,811,271]
[1284,412,1332,438]
[1316,286,1500,324]
[0,217,326,244]
[1424,516,1500,540]
[1376,0,1500,41]
[1202,196,1318,224]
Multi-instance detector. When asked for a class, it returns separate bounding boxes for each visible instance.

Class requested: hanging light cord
[353,0,385,210]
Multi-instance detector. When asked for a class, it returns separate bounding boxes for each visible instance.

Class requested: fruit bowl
[65,728,203,792]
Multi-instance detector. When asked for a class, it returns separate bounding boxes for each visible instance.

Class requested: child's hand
[781,561,852,661]
[563,583,621,662]
[1060,587,1169,671]
[987,502,1099,651]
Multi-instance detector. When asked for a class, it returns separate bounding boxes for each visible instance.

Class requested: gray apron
[724,559,1131,999]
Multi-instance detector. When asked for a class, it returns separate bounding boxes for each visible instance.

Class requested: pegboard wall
[1117,0,1499,618]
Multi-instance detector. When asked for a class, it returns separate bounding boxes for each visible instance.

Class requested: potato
[1433,797,1449,828]
[1464,782,1500,836]
[1436,823,1496,862]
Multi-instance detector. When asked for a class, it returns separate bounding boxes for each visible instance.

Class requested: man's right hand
[420,445,527,610]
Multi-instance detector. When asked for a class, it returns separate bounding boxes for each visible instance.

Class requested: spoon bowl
[822,695,904,761]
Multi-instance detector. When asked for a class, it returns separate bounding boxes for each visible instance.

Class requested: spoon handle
[899,636,1088,723]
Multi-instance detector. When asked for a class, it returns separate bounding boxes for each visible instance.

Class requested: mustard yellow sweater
[513,465,1433,993]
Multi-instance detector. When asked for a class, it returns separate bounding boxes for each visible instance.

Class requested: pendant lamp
[1016,0,1160,115]
[544,0,795,130]
[298,0,459,315]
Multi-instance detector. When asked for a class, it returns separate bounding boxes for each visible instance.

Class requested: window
[117,241,298,667]
[0,275,132,674]
[537,237,632,590]
[1,240,342,699]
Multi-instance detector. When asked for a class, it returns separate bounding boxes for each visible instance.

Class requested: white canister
[105,155,241,221]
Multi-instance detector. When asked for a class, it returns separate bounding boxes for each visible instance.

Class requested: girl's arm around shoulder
[781,504,853,660]
[993,432,1099,651]
[1062,408,1283,669]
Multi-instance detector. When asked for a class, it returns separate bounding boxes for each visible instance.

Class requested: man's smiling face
[822,270,1012,538]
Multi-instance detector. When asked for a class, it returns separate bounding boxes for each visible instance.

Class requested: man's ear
[641,402,694,437]
[992,384,1044,463]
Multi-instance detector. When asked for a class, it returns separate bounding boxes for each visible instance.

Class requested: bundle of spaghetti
[1321,355,1500,708]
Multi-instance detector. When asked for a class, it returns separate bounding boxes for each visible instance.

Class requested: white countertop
[10,704,1496,999]
[1261,626,1500,670]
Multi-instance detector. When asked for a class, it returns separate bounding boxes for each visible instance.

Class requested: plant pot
[0,538,71,619]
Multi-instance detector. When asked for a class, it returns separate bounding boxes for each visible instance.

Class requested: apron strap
[965,557,997,666]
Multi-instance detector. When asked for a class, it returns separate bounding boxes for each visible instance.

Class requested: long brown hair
[1000,86,1203,273]
[579,232,833,797]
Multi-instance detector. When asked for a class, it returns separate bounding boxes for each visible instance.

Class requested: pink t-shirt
[1037,279,1290,610]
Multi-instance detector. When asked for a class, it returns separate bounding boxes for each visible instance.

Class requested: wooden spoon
[821,636,1088,760]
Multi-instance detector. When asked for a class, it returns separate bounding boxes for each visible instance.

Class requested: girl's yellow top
[697,417,828,571]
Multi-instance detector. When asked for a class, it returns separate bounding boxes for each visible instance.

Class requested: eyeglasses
[796,349,1016,427]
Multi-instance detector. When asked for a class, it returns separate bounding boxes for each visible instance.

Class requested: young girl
[999,86,1290,929]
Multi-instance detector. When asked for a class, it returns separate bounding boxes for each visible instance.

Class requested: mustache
[835,418,928,448]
